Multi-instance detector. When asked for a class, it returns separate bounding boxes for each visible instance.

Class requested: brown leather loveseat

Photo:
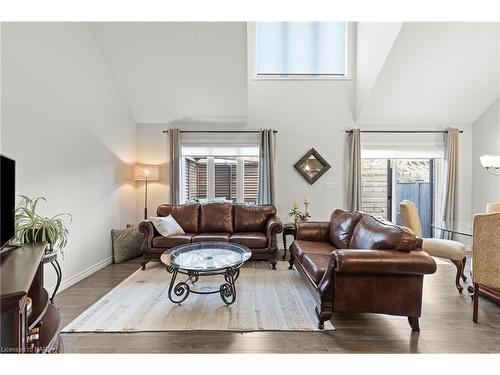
[289,209,437,330]
[139,202,283,269]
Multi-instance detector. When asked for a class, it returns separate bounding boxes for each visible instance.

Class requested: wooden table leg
[282,230,287,260]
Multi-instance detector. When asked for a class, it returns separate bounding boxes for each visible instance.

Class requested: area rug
[62,261,334,332]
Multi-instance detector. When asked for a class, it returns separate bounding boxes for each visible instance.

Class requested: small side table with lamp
[134,164,160,220]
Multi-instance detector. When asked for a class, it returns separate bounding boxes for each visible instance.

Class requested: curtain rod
[162,130,278,134]
[345,130,463,134]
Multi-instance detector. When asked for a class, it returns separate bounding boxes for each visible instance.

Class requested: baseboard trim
[48,256,113,296]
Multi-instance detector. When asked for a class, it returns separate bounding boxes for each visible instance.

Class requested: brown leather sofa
[138,202,283,269]
[289,209,437,330]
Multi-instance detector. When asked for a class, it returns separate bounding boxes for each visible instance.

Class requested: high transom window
[254,22,349,78]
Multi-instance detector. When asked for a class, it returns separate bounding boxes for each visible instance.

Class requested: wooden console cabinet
[1,242,62,354]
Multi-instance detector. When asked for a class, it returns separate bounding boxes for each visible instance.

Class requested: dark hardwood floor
[57,252,500,353]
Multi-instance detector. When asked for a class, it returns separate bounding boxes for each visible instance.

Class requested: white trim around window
[247,21,356,81]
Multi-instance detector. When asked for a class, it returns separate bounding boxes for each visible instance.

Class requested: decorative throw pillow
[111,225,143,264]
[150,215,185,237]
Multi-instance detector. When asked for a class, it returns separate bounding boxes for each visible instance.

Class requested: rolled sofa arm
[295,221,330,242]
[138,220,155,250]
[266,216,284,241]
[332,249,437,275]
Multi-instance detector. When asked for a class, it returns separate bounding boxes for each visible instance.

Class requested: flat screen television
[1,155,16,249]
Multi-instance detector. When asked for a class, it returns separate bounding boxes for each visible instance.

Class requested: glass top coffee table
[160,242,251,305]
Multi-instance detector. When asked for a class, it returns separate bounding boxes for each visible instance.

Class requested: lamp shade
[480,155,500,169]
[480,155,500,175]
[133,164,160,181]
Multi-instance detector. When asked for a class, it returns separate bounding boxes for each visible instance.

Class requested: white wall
[1,23,137,292]
[136,123,168,222]
[247,81,354,221]
[88,22,248,123]
[357,23,499,124]
[90,22,251,218]
[471,25,500,216]
[472,100,500,214]
[355,22,402,119]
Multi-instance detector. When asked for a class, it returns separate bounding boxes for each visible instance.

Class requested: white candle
[304,197,310,205]
[292,200,299,209]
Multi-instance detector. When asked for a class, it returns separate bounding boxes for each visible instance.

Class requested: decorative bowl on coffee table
[160,242,251,306]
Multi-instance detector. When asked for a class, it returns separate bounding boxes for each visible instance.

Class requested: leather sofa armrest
[138,220,156,250]
[295,221,330,242]
[332,249,437,275]
[266,216,284,243]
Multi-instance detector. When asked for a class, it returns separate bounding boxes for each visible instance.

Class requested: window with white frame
[254,22,349,78]
[180,133,260,204]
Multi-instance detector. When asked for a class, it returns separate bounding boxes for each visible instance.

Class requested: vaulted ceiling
[88,22,500,126]
[88,22,248,124]
[356,22,499,124]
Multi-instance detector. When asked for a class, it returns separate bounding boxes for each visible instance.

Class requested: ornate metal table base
[166,266,240,305]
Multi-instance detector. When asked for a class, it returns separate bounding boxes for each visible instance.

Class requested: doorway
[361,158,435,237]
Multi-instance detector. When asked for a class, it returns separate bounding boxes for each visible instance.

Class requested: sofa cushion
[230,232,268,248]
[157,203,200,233]
[192,233,231,242]
[152,233,195,248]
[422,238,466,261]
[349,214,419,251]
[199,203,234,233]
[329,209,363,249]
[302,254,331,284]
[150,215,185,237]
[290,240,335,262]
[234,204,276,232]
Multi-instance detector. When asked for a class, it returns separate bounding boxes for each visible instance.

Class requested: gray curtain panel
[258,129,276,205]
[347,128,362,211]
[168,128,181,204]
[442,128,460,223]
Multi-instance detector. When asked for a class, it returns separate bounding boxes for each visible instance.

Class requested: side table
[43,250,62,303]
[282,223,297,260]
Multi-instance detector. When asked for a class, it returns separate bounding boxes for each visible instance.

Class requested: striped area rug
[63,261,334,332]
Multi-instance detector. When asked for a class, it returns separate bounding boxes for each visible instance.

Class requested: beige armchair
[400,200,467,292]
[472,212,500,323]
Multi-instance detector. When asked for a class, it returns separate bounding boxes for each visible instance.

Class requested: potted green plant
[15,195,72,254]
[288,207,311,223]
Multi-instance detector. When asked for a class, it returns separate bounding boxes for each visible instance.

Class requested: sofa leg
[408,317,420,332]
[315,306,333,330]
[288,256,294,270]
[271,260,277,270]
[141,258,148,270]
[451,259,464,293]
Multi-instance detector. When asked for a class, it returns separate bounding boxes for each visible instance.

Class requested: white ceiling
[88,22,499,126]
[88,22,248,124]
[357,22,500,124]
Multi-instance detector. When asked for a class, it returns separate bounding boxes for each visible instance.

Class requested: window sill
[252,74,352,81]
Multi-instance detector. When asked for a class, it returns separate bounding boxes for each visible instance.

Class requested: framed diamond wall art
[293,148,331,185]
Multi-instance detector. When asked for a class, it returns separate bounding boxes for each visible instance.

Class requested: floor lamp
[134,164,160,220]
